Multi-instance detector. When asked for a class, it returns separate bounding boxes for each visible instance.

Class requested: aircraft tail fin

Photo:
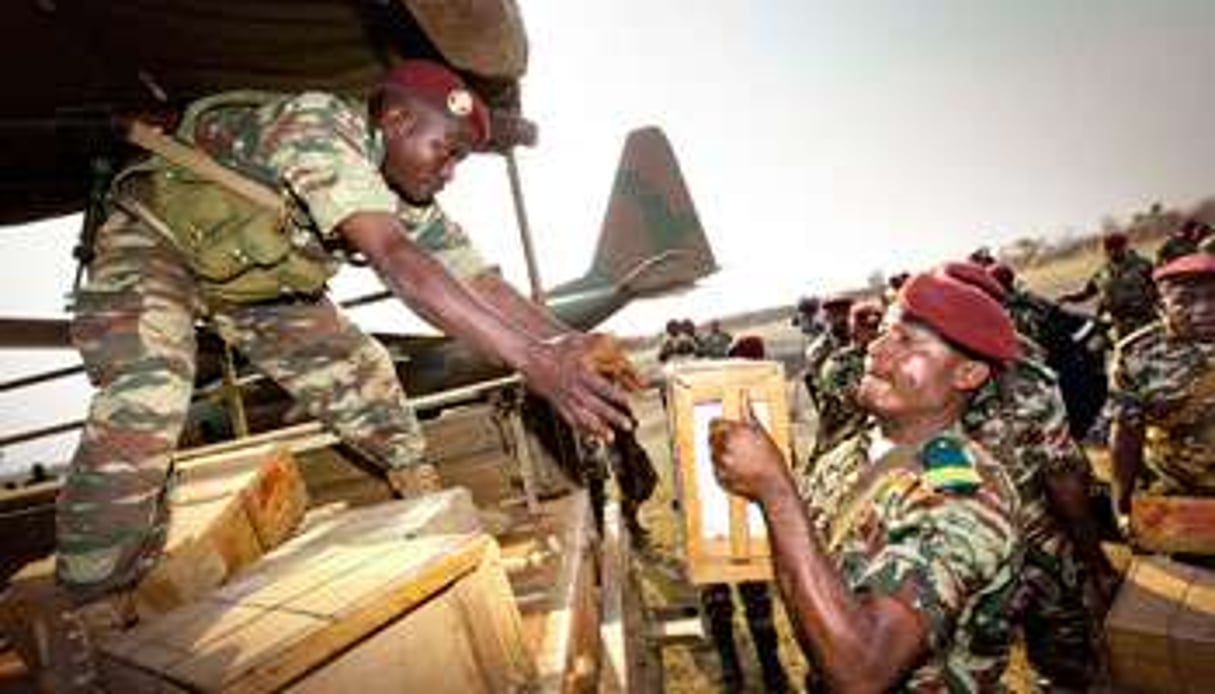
[547,127,717,309]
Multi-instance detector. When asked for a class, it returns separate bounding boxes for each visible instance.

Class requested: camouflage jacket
[798,427,1020,692]
[1004,289,1057,351]
[1110,322,1215,495]
[811,343,868,454]
[964,348,1088,549]
[130,90,487,302]
[696,330,733,358]
[657,333,698,362]
[1087,251,1157,337]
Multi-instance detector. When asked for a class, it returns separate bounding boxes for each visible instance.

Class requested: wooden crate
[665,359,791,585]
[136,445,309,616]
[1106,555,1215,692]
[98,488,535,693]
[1131,495,1215,556]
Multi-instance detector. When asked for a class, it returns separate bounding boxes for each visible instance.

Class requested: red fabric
[1153,252,1215,282]
[380,60,490,147]
[1103,231,1129,252]
[939,261,1007,303]
[729,335,766,360]
[988,263,1016,292]
[898,272,1019,366]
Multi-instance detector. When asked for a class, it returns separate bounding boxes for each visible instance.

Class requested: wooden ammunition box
[665,359,791,585]
[98,488,536,693]
[1105,555,1215,692]
[135,445,309,617]
[1131,494,1215,556]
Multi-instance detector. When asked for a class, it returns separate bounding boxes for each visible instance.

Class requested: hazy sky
[3,1,1215,470]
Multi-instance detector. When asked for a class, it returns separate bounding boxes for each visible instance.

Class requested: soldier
[1155,218,1214,267]
[1058,230,1158,341]
[809,300,882,456]
[948,261,1119,689]
[1109,250,1215,516]
[658,318,699,363]
[696,319,733,358]
[710,270,1021,691]
[40,61,641,690]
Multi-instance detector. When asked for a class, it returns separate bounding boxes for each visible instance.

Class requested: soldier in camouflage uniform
[710,270,1021,692]
[696,319,733,358]
[1059,231,1158,341]
[42,61,641,690]
[810,301,882,456]
[1110,251,1215,516]
[1155,218,1213,267]
[947,262,1118,689]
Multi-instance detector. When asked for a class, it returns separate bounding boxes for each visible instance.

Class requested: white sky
[4,0,1215,471]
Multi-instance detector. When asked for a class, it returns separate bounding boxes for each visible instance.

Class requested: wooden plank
[98,489,516,692]
[665,360,790,585]
[135,445,307,618]
[1131,495,1215,555]
[1174,563,1215,692]
[1106,556,1200,692]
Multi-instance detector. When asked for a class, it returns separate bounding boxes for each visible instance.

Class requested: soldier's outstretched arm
[339,211,634,439]
[1109,414,1146,515]
[467,271,646,392]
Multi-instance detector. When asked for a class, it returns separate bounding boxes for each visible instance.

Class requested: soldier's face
[1161,276,1215,340]
[380,104,471,204]
[858,318,983,420]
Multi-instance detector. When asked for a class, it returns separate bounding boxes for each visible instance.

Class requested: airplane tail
[545,127,717,327]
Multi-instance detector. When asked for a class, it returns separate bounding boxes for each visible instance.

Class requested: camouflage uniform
[964,347,1099,687]
[59,91,488,597]
[810,343,868,456]
[1086,250,1158,340]
[1110,321,1215,496]
[696,327,733,358]
[657,332,698,363]
[797,427,1020,691]
[1004,288,1057,351]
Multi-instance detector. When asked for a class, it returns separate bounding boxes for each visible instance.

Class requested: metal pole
[504,150,545,302]
[220,341,249,438]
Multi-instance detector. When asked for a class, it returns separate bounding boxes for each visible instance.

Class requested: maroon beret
[1153,252,1215,283]
[729,335,766,360]
[897,272,1019,367]
[939,261,1007,303]
[1103,231,1129,252]
[379,60,490,148]
[988,263,1016,292]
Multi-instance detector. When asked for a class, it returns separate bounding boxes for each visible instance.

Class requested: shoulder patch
[920,435,981,494]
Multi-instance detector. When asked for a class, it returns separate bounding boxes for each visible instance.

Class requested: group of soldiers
[20,46,1215,692]
[748,222,1215,690]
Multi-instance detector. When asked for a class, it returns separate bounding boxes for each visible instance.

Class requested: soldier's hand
[521,333,635,441]
[580,333,647,392]
[708,398,790,502]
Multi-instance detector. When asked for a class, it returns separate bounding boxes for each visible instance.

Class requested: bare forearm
[358,226,536,370]
[468,271,570,340]
[1045,469,1114,573]
[1110,417,1146,513]
[760,482,914,690]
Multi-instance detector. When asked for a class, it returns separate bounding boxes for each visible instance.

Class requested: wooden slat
[1131,495,1215,555]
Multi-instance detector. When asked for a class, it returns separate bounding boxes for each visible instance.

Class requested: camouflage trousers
[57,208,425,601]
[1014,538,1098,689]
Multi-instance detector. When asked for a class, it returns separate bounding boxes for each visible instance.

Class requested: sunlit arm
[758,481,930,693]
[1109,413,1146,515]
[467,270,571,340]
[339,211,537,369]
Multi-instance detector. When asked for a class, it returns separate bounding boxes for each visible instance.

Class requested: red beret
[1153,252,1215,283]
[1103,231,1129,252]
[897,272,1019,367]
[729,335,766,360]
[939,261,1007,303]
[379,60,491,148]
[988,263,1016,292]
